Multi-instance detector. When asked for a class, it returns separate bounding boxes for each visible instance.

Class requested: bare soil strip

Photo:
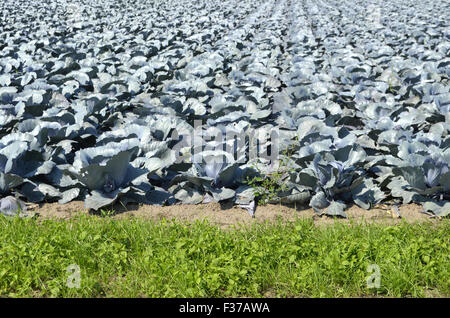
[29,201,440,228]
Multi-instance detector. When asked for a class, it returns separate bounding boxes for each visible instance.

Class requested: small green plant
[244,142,296,205]
[99,208,116,217]
[245,169,288,205]
[387,72,398,94]
[388,82,396,94]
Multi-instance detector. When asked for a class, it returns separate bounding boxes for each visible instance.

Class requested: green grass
[0,214,448,298]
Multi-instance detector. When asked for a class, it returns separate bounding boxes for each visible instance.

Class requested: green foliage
[244,143,296,205]
[245,170,288,205]
[0,214,448,298]
[99,208,116,218]
[387,72,398,94]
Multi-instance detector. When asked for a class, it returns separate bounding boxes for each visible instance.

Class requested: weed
[244,138,297,205]
[99,208,116,217]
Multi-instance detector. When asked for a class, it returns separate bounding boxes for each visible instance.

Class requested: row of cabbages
[0,0,449,217]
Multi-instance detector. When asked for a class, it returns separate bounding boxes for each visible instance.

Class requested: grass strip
[0,214,448,297]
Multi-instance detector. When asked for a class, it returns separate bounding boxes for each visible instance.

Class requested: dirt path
[28,201,440,228]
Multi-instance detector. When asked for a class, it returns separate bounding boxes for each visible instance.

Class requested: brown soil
[27,200,440,229]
